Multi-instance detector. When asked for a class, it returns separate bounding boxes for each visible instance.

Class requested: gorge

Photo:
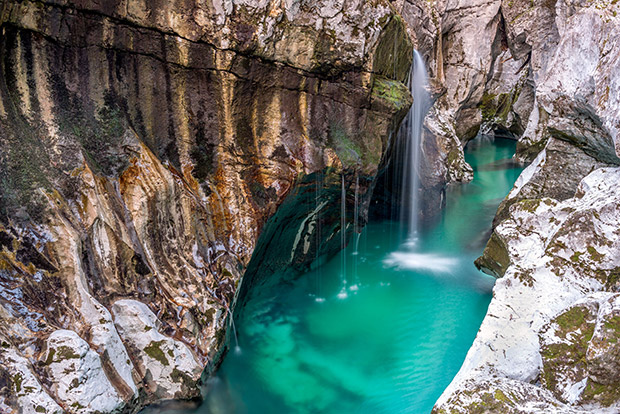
[0,0,619,413]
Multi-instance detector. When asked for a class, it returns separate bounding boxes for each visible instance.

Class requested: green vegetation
[13,372,23,393]
[54,87,129,177]
[328,121,362,167]
[475,232,511,277]
[582,380,620,407]
[555,306,594,336]
[540,305,596,395]
[144,340,170,366]
[372,14,413,82]
[55,346,80,361]
[372,76,412,112]
[587,246,605,262]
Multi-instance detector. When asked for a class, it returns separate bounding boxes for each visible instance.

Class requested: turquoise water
[145,137,523,414]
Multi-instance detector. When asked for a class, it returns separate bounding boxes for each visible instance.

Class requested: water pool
[144,136,523,414]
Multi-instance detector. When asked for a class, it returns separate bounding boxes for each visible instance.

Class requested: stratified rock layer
[0,0,412,411]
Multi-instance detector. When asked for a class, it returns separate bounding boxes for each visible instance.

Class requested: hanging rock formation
[0,0,413,411]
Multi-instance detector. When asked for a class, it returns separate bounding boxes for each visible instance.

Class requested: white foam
[383,251,459,273]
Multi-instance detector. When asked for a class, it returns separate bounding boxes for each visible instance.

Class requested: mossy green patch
[474,231,510,278]
[43,348,55,366]
[371,75,412,113]
[144,340,170,366]
[603,315,620,344]
[518,199,542,214]
[555,306,594,338]
[587,246,605,262]
[581,379,620,407]
[570,251,583,262]
[328,121,362,167]
[493,389,514,405]
[372,14,413,82]
[215,328,226,347]
[170,367,197,390]
[55,346,80,361]
[461,390,516,413]
[541,305,596,396]
[13,372,23,393]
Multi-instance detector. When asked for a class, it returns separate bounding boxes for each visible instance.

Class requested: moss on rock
[143,340,170,366]
[540,304,597,401]
[372,14,413,83]
[475,231,511,278]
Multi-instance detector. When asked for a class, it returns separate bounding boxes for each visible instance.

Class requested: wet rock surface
[0,0,619,412]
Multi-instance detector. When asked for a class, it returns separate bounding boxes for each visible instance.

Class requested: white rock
[0,346,63,414]
[436,167,620,412]
[111,299,202,399]
[43,330,124,413]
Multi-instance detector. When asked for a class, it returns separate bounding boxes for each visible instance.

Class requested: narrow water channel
[144,136,523,414]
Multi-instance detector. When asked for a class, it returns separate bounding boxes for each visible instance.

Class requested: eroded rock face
[112,300,203,401]
[435,167,620,413]
[436,1,620,410]
[42,330,126,413]
[540,294,620,407]
[0,0,413,411]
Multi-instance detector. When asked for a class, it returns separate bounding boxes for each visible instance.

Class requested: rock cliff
[0,0,412,411]
[430,0,620,412]
[2,0,620,412]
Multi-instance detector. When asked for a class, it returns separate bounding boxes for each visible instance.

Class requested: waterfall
[352,172,361,290]
[399,50,430,247]
[227,308,241,354]
[338,174,348,299]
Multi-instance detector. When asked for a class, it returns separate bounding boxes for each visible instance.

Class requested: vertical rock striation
[0,1,413,411]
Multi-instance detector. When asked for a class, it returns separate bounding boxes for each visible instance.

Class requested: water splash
[314,171,323,298]
[383,252,459,273]
[352,172,361,288]
[399,50,430,246]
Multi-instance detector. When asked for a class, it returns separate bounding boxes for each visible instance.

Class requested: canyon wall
[1,0,620,412]
[427,0,620,412]
[0,1,413,411]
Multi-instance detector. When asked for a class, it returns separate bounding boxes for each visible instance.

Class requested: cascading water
[227,308,241,354]
[314,172,324,301]
[399,50,430,247]
[338,174,348,299]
